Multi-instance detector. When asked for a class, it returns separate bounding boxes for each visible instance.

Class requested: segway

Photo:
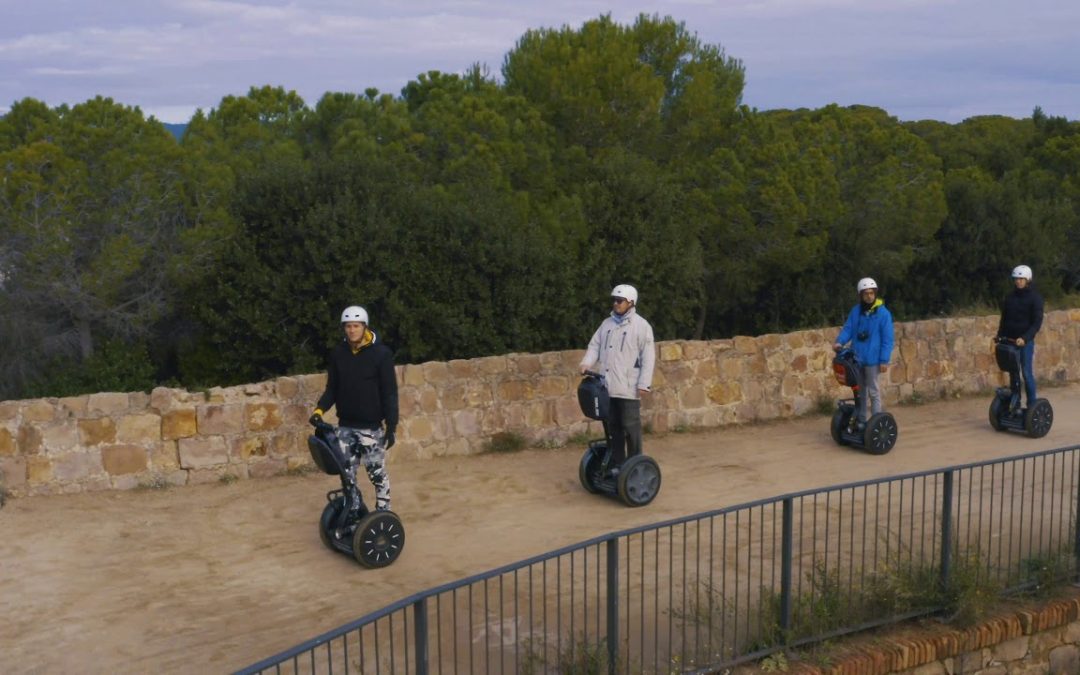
[829,348,898,454]
[306,419,405,568]
[989,338,1053,438]
[577,372,662,507]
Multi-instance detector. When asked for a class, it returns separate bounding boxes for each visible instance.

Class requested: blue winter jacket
[836,300,894,367]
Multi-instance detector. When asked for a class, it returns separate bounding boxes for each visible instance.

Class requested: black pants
[608,398,642,466]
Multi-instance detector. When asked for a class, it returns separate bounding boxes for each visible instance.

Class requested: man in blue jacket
[833,278,895,429]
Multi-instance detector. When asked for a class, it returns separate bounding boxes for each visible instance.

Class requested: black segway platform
[577,373,661,507]
[989,340,1053,438]
[307,421,405,568]
[829,349,898,454]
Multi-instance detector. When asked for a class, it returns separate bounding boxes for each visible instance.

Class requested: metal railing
[237,445,1080,674]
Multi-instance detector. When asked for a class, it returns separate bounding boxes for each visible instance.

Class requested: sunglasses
[612,297,629,304]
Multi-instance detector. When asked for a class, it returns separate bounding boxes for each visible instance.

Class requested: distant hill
[163,123,187,141]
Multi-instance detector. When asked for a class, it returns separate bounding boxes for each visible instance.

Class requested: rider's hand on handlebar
[308,412,323,427]
[832,343,842,353]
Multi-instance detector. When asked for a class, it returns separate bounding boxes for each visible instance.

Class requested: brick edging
[782,594,1080,674]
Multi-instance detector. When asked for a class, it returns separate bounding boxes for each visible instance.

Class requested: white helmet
[1011,265,1033,280]
[611,284,638,305]
[856,277,878,293]
[341,305,369,324]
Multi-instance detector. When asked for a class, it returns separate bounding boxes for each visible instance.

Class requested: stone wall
[1,310,1078,498]
[775,593,1080,674]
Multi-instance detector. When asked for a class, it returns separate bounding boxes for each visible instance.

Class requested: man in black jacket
[995,265,1044,407]
[311,305,399,511]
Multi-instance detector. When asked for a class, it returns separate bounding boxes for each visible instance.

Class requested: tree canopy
[1,14,1077,399]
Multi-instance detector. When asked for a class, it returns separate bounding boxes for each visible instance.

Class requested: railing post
[780,498,794,642]
[940,470,954,594]
[606,538,618,675]
[414,598,428,675]
[1075,454,1080,582]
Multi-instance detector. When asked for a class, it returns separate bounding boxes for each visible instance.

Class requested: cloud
[1,0,1078,123]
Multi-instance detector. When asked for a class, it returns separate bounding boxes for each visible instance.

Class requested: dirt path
[2,385,1078,673]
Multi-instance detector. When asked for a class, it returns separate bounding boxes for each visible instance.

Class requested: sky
[1,0,1077,125]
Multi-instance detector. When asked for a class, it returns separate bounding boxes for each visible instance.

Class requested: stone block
[197,404,245,435]
[419,388,440,414]
[162,409,197,440]
[1064,620,1080,644]
[0,401,18,421]
[660,343,683,361]
[152,441,180,470]
[442,385,468,411]
[233,436,268,461]
[0,427,14,456]
[56,398,85,418]
[116,413,162,444]
[17,425,43,455]
[178,437,228,469]
[403,364,426,387]
[275,376,299,400]
[679,385,706,409]
[42,421,80,454]
[0,456,27,488]
[448,359,475,378]
[538,376,569,398]
[992,636,1029,662]
[475,355,508,376]
[516,354,541,375]
[422,361,450,384]
[22,400,56,423]
[405,417,434,442]
[525,401,551,427]
[497,379,533,402]
[26,456,52,484]
[707,382,743,405]
[282,403,309,426]
[87,392,129,415]
[246,403,282,431]
[78,418,116,446]
[694,359,718,380]
[1049,644,1079,675]
[102,444,149,475]
[733,335,758,354]
[451,410,480,437]
[554,397,584,426]
[293,372,323,397]
[51,450,104,482]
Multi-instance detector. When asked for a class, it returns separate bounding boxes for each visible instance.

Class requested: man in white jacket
[579,284,656,473]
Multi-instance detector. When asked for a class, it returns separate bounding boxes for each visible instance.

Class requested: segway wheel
[319,496,348,552]
[862,413,898,455]
[579,445,604,494]
[352,511,405,568]
[988,397,1006,432]
[830,408,849,446]
[616,455,661,507]
[1024,399,1053,439]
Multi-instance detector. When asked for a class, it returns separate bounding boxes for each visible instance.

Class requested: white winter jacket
[579,308,656,400]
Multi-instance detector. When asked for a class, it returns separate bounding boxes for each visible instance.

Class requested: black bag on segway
[577,374,610,420]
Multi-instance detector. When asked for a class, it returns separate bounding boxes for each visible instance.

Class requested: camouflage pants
[337,426,391,511]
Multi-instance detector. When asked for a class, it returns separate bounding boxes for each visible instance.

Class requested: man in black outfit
[311,305,399,511]
[995,265,1044,408]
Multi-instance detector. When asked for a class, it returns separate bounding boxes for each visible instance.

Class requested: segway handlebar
[581,370,603,379]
